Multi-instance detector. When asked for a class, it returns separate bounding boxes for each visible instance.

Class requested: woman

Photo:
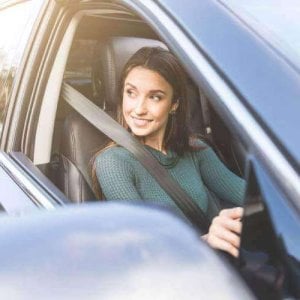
[93,47,245,257]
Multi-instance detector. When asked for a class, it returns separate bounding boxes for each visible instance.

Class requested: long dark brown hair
[91,46,203,198]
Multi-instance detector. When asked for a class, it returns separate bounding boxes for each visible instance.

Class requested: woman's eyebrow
[125,82,166,94]
[125,82,137,89]
[149,89,166,95]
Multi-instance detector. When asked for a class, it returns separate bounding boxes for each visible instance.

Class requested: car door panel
[0,151,67,215]
[0,152,38,214]
[9,152,69,205]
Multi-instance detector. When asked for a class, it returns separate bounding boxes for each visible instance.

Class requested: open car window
[25,4,256,215]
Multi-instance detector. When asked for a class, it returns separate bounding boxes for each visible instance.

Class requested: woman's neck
[143,137,166,154]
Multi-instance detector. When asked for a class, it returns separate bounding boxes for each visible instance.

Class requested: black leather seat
[57,111,108,202]
[58,37,167,203]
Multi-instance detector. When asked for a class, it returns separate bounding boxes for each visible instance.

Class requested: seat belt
[62,82,209,232]
[199,90,226,163]
[199,91,213,144]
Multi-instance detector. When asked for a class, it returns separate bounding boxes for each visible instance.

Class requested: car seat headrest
[92,36,167,109]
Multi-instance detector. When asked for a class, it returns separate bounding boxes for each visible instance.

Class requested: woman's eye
[150,94,162,102]
[126,89,136,98]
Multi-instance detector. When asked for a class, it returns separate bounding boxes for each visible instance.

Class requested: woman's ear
[170,100,179,114]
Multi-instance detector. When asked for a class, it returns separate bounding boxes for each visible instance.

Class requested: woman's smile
[131,116,153,127]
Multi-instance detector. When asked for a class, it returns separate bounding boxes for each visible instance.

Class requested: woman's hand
[202,207,244,257]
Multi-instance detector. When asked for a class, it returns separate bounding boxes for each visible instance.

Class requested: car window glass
[0,1,42,136]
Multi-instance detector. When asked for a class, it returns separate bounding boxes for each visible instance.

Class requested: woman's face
[122,66,178,148]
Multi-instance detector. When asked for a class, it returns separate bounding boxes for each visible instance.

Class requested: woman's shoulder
[189,136,209,149]
[96,145,132,163]
[95,146,136,175]
[188,137,216,161]
[93,146,134,180]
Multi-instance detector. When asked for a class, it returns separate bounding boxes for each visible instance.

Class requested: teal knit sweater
[95,140,245,216]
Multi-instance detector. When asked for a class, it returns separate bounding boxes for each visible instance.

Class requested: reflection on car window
[0,1,42,136]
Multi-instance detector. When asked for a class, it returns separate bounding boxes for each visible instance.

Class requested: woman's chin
[130,128,149,137]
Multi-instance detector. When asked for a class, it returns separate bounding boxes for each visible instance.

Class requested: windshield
[220,0,300,71]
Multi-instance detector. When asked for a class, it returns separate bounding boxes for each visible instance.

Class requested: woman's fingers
[209,222,241,248]
[206,234,239,257]
[212,212,242,235]
[204,207,244,257]
[219,207,244,220]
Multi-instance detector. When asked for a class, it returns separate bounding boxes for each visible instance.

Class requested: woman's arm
[197,146,246,206]
[193,145,245,256]
[95,149,142,200]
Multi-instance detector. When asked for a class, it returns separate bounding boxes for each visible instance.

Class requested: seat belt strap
[199,90,228,163]
[199,91,213,143]
[62,82,209,232]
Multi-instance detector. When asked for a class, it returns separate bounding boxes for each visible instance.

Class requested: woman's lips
[131,116,152,127]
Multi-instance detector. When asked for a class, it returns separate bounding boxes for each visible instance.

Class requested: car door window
[0,1,42,137]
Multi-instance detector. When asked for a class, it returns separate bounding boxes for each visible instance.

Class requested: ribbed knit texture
[95,140,245,216]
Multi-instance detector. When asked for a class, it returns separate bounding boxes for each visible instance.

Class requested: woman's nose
[134,97,147,115]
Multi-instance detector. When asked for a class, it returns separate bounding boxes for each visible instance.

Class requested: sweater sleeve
[95,148,142,201]
[195,145,246,206]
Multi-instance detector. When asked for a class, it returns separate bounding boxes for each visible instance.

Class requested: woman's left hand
[202,207,244,257]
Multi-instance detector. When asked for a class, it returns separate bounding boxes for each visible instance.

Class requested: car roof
[156,0,300,171]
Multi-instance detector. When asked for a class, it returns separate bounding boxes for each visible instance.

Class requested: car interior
[36,10,247,204]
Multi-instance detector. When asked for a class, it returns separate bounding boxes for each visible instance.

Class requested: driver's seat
[58,37,166,203]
